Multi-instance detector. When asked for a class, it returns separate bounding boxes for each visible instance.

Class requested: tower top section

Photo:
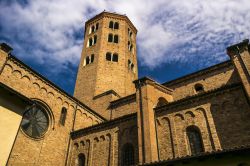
[84,11,138,35]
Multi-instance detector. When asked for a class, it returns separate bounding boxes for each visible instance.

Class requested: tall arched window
[112,53,118,62]
[59,107,67,126]
[114,35,119,43]
[186,126,204,155]
[78,153,85,166]
[109,21,114,29]
[108,34,113,42]
[106,52,112,61]
[122,143,135,166]
[114,22,119,29]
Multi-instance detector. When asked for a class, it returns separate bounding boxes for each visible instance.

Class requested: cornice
[227,39,249,57]
[84,11,137,34]
[93,90,121,100]
[134,77,173,95]
[71,113,137,139]
[109,93,136,109]
[155,83,242,114]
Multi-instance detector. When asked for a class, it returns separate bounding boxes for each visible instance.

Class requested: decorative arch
[174,113,184,120]
[185,111,195,118]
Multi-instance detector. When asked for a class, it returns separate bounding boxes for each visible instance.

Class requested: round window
[21,104,49,138]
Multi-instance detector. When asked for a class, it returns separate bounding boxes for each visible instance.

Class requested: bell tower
[74,12,138,119]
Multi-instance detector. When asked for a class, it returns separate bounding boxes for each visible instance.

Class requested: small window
[131,64,134,72]
[86,56,90,65]
[89,38,93,47]
[129,32,133,38]
[94,35,97,44]
[114,35,119,43]
[129,44,133,52]
[59,107,67,126]
[112,53,118,62]
[91,54,94,63]
[96,23,99,30]
[91,26,95,33]
[194,84,204,93]
[128,60,131,68]
[186,126,204,155]
[156,97,168,107]
[114,22,119,29]
[78,153,85,166]
[108,34,113,42]
[122,143,135,166]
[106,52,112,61]
[109,21,114,29]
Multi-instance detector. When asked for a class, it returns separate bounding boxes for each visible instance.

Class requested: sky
[0,0,250,94]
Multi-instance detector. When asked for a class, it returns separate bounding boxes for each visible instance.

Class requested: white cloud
[0,0,250,72]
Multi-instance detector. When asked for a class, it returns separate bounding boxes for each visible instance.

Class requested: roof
[84,11,138,34]
[141,145,250,165]
[155,83,242,113]
[163,60,233,87]
[0,43,107,121]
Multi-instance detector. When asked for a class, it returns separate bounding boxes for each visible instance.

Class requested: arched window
[96,23,99,30]
[156,97,168,107]
[91,26,95,33]
[122,143,135,166]
[129,44,133,52]
[93,35,97,44]
[114,35,119,43]
[129,32,133,38]
[59,107,67,126]
[131,64,134,73]
[78,153,85,166]
[128,41,130,49]
[186,126,204,155]
[112,53,118,62]
[128,60,131,68]
[91,54,94,63]
[109,21,114,29]
[114,22,119,29]
[108,34,113,42]
[194,83,204,93]
[106,52,112,61]
[88,38,93,47]
[86,56,90,65]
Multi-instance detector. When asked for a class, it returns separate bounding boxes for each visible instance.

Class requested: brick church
[0,11,250,166]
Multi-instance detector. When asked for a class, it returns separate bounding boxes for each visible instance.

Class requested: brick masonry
[0,12,249,166]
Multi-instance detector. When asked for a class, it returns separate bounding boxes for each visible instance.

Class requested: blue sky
[0,0,250,94]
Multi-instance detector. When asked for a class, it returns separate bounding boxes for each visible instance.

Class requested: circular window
[21,104,49,138]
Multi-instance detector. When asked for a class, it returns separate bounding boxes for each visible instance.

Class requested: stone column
[134,77,159,164]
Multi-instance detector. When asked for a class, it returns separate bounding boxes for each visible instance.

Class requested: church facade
[0,11,250,166]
